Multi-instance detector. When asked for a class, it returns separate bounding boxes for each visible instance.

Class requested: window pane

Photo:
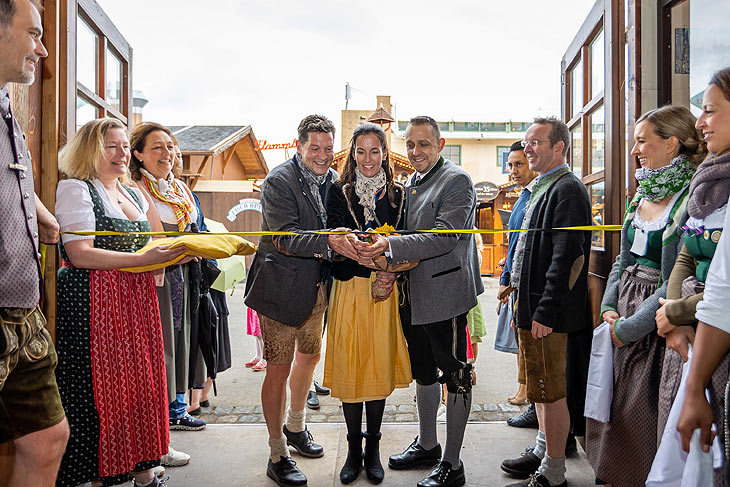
[437,122,450,133]
[590,105,605,172]
[590,181,605,250]
[571,123,583,179]
[106,49,122,111]
[454,122,479,132]
[441,145,460,164]
[591,30,604,98]
[571,60,583,117]
[77,17,98,92]
[77,95,98,130]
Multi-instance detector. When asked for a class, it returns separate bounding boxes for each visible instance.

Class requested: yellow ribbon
[60,225,623,237]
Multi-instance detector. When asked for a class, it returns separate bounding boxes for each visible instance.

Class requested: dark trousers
[399,302,467,392]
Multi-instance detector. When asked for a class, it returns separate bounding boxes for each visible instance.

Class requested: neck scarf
[354,167,386,227]
[688,151,730,219]
[295,153,328,227]
[141,168,194,231]
[635,155,694,202]
[510,165,571,289]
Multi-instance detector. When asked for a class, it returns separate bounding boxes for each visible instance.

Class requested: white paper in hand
[584,321,613,423]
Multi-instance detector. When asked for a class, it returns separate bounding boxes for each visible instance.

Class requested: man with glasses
[0,1,70,485]
[500,118,592,487]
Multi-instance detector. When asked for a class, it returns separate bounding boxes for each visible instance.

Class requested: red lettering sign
[254,139,298,151]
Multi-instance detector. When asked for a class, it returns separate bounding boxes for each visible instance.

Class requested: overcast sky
[96,0,594,162]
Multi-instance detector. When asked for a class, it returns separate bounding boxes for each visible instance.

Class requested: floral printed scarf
[635,155,694,203]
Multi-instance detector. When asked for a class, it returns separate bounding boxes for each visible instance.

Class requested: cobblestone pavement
[197,401,528,424]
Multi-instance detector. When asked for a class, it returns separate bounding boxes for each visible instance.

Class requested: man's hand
[656,298,677,337]
[665,326,695,362]
[358,232,389,258]
[609,321,624,348]
[498,284,509,304]
[35,194,60,244]
[327,227,360,261]
[374,270,397,290]
[677,388,715,453]
[531,320,552,339]
[602,310,619,326]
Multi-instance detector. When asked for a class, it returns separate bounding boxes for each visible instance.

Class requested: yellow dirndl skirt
[323,273,412,403]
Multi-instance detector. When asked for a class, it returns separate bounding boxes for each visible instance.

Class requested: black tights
[342,399,386,436]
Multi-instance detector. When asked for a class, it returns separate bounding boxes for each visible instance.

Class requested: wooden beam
[221,145,236,174]
[78,0,131,62]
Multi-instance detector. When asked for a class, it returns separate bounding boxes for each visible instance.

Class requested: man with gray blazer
[244,115,360,487]
[361,116,484,487]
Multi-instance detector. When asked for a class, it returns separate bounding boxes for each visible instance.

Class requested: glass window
[591,30,604,99]
[510,122,529,132]
[590,105,605,172]
[77,95,98,130]
[441,145,461,164]
[454,122,479,131]
[571,123,583,180]
[437,122,450,133]
[590,181,605,250]
[398,121,409,131]
[571,60,583,118]
[106,49,122,111]
[77,17,97,91]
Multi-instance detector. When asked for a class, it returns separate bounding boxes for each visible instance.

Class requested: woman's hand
[139,244,189,266]
[677,387,716,453]
[609,320,624,348]
[665,326,695,362]
[656,298,677,337]
[602,310,619,325]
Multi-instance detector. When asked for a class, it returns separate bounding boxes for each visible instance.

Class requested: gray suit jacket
[244,158,336,326]
[389,159,484,325]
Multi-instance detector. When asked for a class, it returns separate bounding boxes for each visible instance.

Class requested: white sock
[255,335,264,361]
[269,435,289,463]
[538,454,566,486]
[533,430,546,459]
[286,408,306,433]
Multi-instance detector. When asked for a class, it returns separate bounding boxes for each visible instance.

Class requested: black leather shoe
[500,451,541,479]
[363,431,384,484]
[340,433,362,484]
[313,381,330,395]
[524,433,577,456]
[388,437,442,470]
[507,403,538,428]
[505,473,567,487]
[267,456,307,487]
[306,390,319,410]
[417,461,466,487]
[283,425,324,458]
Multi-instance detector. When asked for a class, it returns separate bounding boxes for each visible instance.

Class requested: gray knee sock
[533,430,546,459]
[442,391,471,469]
[416,382,441,450]
[538,454,566,486]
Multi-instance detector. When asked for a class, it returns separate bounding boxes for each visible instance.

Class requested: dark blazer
[514,171,592,334]
[326,180,405,281]
[244,157,337,326]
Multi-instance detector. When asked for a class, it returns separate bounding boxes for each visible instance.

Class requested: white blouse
[55,178,149,244]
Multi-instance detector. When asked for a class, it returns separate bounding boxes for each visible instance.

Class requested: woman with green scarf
[585,105,705,486]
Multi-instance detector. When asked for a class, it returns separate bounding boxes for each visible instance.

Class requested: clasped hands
[327,229,396,290]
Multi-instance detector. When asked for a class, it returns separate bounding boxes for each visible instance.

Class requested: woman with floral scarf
[585,105,706,486]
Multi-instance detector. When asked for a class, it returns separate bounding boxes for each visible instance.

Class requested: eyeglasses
[520,139,548,148]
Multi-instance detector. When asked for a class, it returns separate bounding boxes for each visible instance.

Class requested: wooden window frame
[63,0,133,139]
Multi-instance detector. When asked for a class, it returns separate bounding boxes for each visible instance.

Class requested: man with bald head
[0,0,69,485]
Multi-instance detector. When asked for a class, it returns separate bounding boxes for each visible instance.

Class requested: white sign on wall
[227,198,262,222]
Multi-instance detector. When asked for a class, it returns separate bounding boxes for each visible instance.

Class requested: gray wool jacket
[601,187,690,344]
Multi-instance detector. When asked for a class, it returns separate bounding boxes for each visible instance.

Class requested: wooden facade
[1,0,133,482]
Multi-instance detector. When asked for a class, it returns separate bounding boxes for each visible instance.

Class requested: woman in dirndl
[584,105,705,486]
[55,118,190,487]
[323,123,412,484]
[656,67,730,485]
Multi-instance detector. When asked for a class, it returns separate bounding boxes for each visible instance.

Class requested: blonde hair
[636,105,707,166]
[59,118,129,183]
